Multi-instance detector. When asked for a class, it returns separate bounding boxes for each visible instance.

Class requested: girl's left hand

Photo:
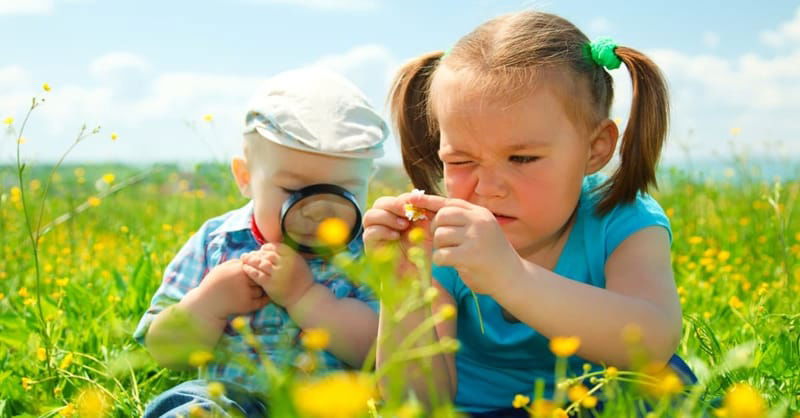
[409,194,524,295]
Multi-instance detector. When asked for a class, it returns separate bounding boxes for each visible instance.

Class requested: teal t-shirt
[433,174,671,412]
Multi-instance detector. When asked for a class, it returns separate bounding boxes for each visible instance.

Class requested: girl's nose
[473,168,507,198]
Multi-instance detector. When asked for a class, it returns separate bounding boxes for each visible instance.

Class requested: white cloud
[0,0,53,15]
[89,52,151,79]
[702,31,720,48]
[760,6,800,48]
[0,44,401,163]
[245,0,378,11]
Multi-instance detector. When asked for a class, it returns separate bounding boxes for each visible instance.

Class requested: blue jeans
[468,354,698,418]
[144,380,268,418]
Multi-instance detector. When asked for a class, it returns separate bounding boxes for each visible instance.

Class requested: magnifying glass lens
[283,194,358,248]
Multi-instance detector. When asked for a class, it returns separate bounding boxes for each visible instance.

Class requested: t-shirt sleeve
[605,193,672,259]
[431,264,462,300]
[132,224,211,345]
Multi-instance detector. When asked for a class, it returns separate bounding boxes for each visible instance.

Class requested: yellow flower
[605,366,618,379]
[438,304,456,320]
[203,114,213,122]
[665,207,675,217]
[568,384,589,402]
[317,218,349,247]
[60,352,74,369]
[512,394,530,408]
[730,127,741,136]
[720,383,765,418]
[43,82,52,92]
[581,395,598,409]
[403,202,426,222]
[189,405,207,417]
[729,296,744,309]
[640,363,684,397]
[530,399,557,418]
[717,250,731,262]
[188,350,213,367]
[207,381,225,398]
[162,223,173,232]
[407,226,426,244]
[101,173,115,184]
[18,136,28,144]
[688,236,703,245]
[3,116,13,125]
[18,287,29,297]
[120,225,129,233]
[22,377,34,390]
[553,408,569,418]
[75,387,110,418]
[0,292,4,301]
[37,347,47,362]
[549,336,581,357]
[110,132,118,141]
[301,328,331,351]
[231,316,248,331]
[739,217,751,226]
[87,196,101,207]
[59,403,75,417]
[57,278,69,287]
[293,372,375,418]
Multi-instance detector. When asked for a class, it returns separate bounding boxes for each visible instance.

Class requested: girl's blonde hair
[390,10,669,215]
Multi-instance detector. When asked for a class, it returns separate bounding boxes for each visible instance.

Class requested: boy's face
[233,138,373,245]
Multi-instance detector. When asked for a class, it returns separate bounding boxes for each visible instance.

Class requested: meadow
[0,107,798,417]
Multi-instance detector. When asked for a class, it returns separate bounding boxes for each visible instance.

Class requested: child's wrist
[181,287,229,326]
[285,282,324,316]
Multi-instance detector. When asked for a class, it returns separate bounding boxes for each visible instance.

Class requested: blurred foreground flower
[293,372,375,418]
[317,218,349,247]
[549,336,580,357]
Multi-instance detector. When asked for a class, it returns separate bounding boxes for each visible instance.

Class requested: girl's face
[432,69,596,260]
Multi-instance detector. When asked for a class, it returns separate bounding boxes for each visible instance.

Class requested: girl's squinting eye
[509,155,539,164]
[280,187,298,194]
[445,160,472,166]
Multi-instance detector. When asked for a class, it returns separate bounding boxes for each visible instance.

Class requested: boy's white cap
[243,67,388,159]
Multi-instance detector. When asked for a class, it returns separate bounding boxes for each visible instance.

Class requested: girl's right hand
[363,192,434,259]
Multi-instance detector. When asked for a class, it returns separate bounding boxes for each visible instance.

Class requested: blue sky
[2,0,799,166]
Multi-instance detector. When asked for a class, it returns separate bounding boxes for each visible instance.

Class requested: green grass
[0,161,798,417]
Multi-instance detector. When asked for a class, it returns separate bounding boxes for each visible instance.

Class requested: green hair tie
[588,37,621,70]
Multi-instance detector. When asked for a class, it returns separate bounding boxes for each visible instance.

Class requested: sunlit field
[1,103,799,417]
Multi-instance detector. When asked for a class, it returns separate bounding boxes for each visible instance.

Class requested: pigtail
[596,46,669,215]
[389,51,445,195]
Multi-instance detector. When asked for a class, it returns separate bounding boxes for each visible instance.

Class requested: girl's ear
[585,119,619,174]
[231,157,252,198]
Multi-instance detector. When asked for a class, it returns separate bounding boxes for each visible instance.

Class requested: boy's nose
[300,200,335,222]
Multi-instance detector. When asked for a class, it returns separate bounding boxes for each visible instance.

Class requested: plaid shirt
[134,201,376,390]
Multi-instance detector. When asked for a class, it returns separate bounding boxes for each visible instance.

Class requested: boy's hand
[184,259,271,322]
[241,243,314,309]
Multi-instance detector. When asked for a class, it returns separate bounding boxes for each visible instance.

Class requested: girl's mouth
[493,214,516,224]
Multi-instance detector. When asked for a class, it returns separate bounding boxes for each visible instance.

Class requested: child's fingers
[364,207,409,230]
[408,193,470,212]
[369,196,410,218]
[363,225,401,247]
[431,246,460,267]
[243,264,270,289]
[432,225,466,249]
[430,206,470,230]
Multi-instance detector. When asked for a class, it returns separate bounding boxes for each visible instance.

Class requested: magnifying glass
[280,184,362,255]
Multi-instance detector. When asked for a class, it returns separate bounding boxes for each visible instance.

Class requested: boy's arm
[285,284,378,367]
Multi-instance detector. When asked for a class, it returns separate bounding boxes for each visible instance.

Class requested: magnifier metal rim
[279,183,363,255]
